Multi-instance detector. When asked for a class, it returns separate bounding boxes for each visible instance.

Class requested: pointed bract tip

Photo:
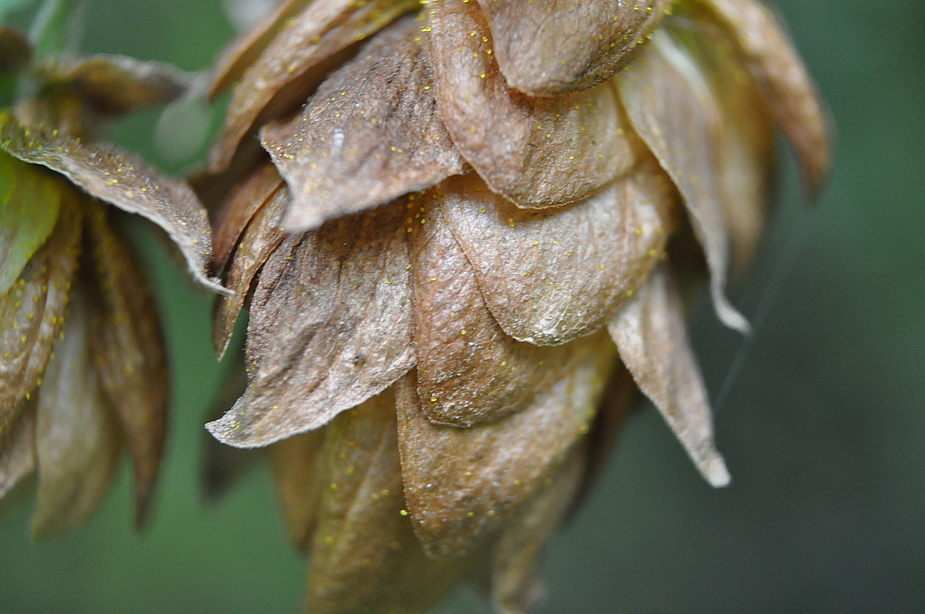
[204,415,261,449]
[701,453,731,488]
[713,286,751,336]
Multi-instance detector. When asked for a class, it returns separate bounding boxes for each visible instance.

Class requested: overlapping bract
[0,41,221,533]
[205,0,829,612]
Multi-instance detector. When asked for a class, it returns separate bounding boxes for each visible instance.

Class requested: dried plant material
[395,332,616,558]
[84,203,168,528]
[212,162,284,277]
[213,184,287,358]
[609,265,730,487]
[207,202,414,448]
[32,288,122,538]
[12,91,86,137]
[0,113,226,294]
[268,428,324,552]
[262,17,465,232]
[0,404,36,500]
[209,0,314,99]
[699,0,830,195]
[617,32,748,333]
[188,137,268,218]
[407,191,572,427]
[475,0,670,96]
[41,55,190,116]
[307,391,467,614]
[204,0,833,609]
[440,169,672,346]
[0,151,62,295]
[426,0,637,209]
[490,448,586,614]
[0,26,30,75]
[672,15,774,270]
[209,0,417,172]
[0,202,80,436]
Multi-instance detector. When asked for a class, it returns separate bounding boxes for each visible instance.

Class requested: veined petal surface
[208,202,414,448]
[609,265,730,487]
[32,288,122,537]
[85,203,169,528]
[617,31,748,333]
[306,391,467,614]
[0,202,79,436]
[440,169,672,346]
[699,0,830,195]
[395,332,616,557]
[209,0,417,172]
[475,0,670,96]
[262,16,465,232]
[407,189,578,427]
[427,0,638,209]
[0,113,225,294]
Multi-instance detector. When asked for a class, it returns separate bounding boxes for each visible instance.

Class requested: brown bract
[0,401,36,500]
[261,16,466,232]
[0,30,228,538]
[209,0,418,173]
[84,203,169,528]
[0,202,80,437]
[212,183,288,359]
[408,191,566,427]
[268,428,324,551]
[618,31,749,333]
[426,0,639,208]
[0,113,225,294]
[672,13,774,270]
[489,447,586,614]
[35,55,190,117]
[700,0,831,196]
[209,0,314,99]
[439,169,673,346]
[305,391,468,614]
[396,332,615,558]
[203,0,834,610]
[610,265,729,486]
[207,202,414,448]
[211,162,284,276]
[475,0,670,96]
[31,287,122,537]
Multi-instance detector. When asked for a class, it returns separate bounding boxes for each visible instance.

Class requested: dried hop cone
[0,27,223,535]
[204,0,830,612]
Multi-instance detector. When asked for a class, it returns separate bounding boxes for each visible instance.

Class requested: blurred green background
[1,0,924,612]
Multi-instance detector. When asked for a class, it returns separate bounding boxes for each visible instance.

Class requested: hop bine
[202,0,830,612]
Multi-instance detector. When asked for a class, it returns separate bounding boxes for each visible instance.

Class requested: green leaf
[0,149,61,295]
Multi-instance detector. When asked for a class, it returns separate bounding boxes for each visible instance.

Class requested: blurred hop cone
[0,26,224,535]
[203,0,830,612]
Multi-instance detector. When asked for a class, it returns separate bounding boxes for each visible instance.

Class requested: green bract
[0,149,60,294]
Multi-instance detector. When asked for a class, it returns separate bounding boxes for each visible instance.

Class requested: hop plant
[199,0,830,612]
[0,13,222,534]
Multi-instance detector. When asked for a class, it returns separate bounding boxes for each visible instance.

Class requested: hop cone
[204,0,830,612]
[0,26,222,534]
